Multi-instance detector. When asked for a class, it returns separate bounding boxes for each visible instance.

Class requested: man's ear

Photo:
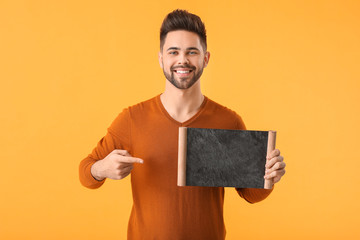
[204,51,210,68]
[158,52,163,68]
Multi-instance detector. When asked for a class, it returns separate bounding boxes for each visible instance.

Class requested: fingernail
[140,160,144,164]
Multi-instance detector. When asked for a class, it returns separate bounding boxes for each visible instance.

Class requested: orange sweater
[79,95,273,240]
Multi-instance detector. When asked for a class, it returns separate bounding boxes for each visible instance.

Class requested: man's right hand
[91,149,144,181]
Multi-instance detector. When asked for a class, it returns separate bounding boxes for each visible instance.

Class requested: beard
[162,64,204,90]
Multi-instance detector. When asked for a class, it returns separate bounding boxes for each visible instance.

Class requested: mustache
[171,64,196,71]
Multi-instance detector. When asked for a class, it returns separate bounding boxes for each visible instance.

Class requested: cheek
[163,59,175,70]
[195,60,205,69]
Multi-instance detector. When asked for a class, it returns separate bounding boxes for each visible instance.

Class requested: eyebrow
[166,47,200,51]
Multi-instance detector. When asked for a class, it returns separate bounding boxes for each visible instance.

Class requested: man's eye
[189,51,198,55]
[169,51,177,55]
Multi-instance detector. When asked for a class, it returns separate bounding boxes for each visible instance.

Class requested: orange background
[1,0,360,239]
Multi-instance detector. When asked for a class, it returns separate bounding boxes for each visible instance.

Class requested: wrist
[91,160,105,181]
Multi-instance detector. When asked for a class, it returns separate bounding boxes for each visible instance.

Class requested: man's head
[159,10,210,90]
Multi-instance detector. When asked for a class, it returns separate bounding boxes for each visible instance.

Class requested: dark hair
[160,9,207,51]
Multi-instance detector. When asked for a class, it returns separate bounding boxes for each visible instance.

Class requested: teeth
[177,70,190,73]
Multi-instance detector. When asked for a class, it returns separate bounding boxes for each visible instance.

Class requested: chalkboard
[177,127,276,189]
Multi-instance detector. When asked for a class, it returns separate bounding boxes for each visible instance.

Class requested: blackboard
[177,127,276,189]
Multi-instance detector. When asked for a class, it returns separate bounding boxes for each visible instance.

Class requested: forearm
[79,109,132,189]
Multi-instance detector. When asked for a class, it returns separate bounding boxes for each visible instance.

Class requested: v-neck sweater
[79,94,273,240]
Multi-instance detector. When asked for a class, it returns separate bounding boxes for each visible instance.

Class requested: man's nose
[177,53,189,65]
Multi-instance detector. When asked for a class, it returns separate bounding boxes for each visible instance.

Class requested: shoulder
[205,97,241,120]
[109,95,159,129]
[204,97,246,130]
[206,97,237,115]
[126,95,159,115]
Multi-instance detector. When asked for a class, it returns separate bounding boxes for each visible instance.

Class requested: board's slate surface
[186,128,268,188]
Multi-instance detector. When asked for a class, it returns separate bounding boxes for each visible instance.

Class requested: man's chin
[163,69,202,90]
[168,78,198,90]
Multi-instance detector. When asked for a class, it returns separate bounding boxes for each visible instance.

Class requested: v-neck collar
[156,94,208,127]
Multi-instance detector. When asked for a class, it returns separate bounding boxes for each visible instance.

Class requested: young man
[79,9,286,240]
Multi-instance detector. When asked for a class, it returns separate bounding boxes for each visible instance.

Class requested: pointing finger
[118,156,144,164]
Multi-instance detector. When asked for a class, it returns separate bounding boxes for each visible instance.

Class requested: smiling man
[79,9,286,240]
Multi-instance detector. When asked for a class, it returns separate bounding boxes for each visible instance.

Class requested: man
[79,9,286,240]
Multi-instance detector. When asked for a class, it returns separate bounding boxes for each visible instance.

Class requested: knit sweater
[79,95,273,240]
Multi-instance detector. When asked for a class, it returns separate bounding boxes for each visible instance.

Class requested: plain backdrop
[1,0,359,239]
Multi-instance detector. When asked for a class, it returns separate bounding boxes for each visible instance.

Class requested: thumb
[113,149,131,156]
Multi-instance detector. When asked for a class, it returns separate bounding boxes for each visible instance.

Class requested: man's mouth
[174,69,193,74]
[171,64,195,75]
[172,66,195,77]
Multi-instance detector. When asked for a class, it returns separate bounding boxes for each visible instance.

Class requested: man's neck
[160,81,204,123]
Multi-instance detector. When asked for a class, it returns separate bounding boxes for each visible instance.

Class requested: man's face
[159,30,210,90]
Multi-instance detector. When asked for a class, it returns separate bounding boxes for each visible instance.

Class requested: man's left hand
[264,149,286,184]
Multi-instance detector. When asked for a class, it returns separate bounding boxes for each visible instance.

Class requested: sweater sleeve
[233,112,274,203]
[79,108,132,189]
[236,187,274,203]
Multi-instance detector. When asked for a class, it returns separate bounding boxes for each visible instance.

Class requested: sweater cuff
[236,186,274,204]
[82,160,106,189]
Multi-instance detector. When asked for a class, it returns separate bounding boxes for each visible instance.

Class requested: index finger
[118,156,144,164]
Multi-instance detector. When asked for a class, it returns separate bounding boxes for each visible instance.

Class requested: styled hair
[160,9,207,51]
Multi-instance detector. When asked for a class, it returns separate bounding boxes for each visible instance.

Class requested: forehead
[163,30,203,51]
